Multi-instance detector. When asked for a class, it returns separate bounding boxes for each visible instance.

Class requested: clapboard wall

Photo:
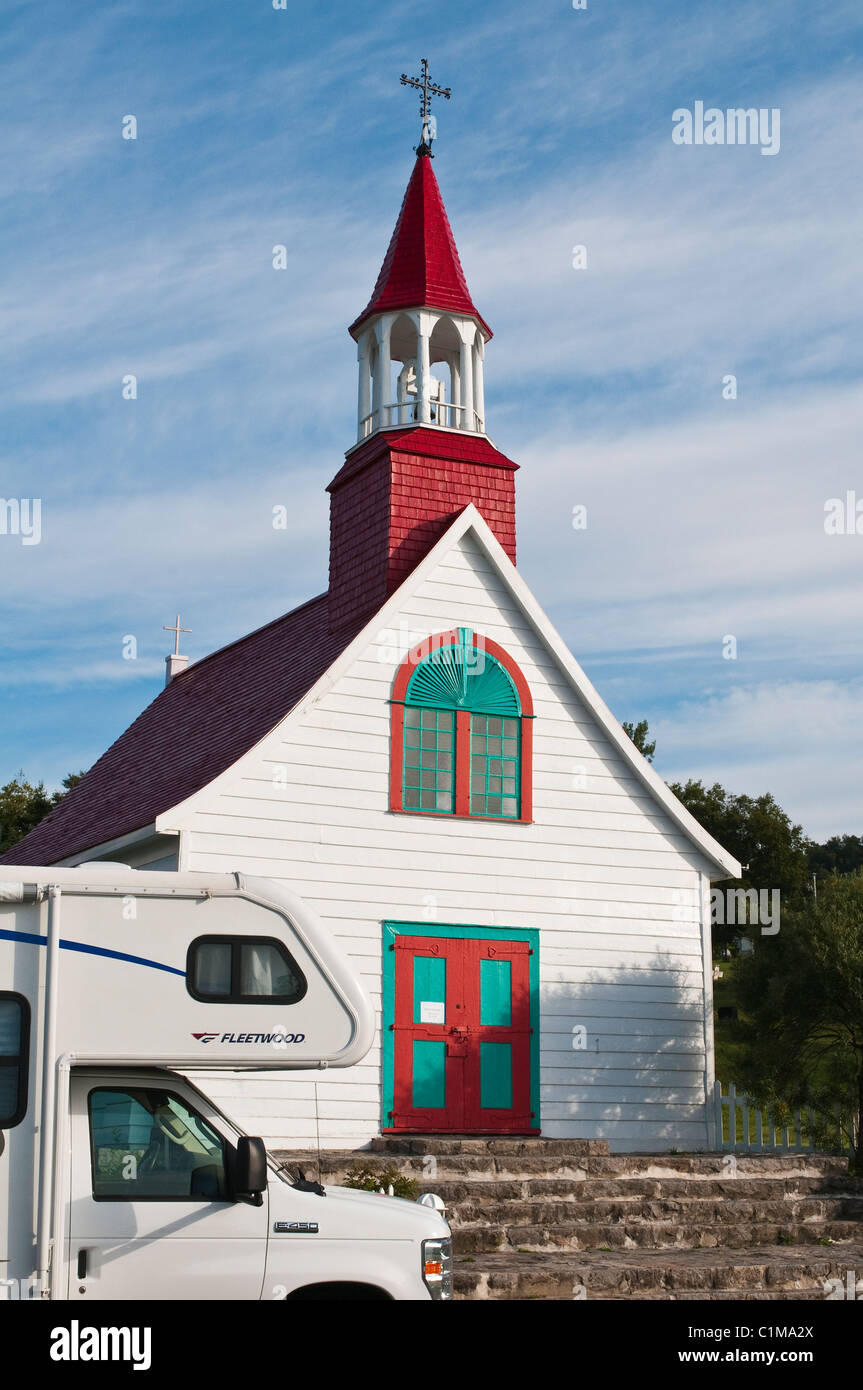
[180,531,716,1153]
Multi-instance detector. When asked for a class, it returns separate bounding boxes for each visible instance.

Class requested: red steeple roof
[349,153,491,339]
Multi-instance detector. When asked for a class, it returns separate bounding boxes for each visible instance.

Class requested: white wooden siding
[181,531,715,1152]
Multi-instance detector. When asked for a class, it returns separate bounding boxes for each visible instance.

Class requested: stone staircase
[276,1136,863,1300]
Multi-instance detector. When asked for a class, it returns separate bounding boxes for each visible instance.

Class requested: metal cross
[400,58,451,121]
[163,614,191,656]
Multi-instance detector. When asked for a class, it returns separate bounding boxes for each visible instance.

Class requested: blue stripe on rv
[0,928,185,977]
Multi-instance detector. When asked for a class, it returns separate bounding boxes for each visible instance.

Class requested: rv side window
[186,936,307,1004]
[89,1088,228,1201]
[0,993,30,1128]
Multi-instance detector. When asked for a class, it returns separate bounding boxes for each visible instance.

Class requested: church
[4,91,740,1154]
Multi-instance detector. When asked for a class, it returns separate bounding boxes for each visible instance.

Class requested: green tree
[669,779,811,950]
[809,834,863,879]
[734,871,863,1168]
[0,771,86,856]
[622,719,656,762]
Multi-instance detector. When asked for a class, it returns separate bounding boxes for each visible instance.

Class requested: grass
[712,957,751,1083]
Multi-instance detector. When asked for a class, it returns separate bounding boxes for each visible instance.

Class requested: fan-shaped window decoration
[390,628,534,822]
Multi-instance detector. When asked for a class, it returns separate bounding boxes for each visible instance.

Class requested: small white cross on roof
[163,614,191,656]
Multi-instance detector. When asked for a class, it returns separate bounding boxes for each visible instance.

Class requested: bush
[342,1162,420,1201]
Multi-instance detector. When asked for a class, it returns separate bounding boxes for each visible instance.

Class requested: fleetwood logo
[192,1030,306,1046]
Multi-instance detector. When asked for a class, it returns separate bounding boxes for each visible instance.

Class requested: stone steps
[453,1245,863,1300]
[282,1148,849,1184]
[444,1184,861,1217]
[429,1174,858,1200]
[274,1138,863,1299]
[455,1217,863,1254]
[369,1136,610,1157]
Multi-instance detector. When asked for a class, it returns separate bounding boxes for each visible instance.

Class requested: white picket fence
[714,1081,858,1155]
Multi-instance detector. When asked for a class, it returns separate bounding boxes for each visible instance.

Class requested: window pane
[0,1068,19,1118]
[469,713,520,819]
[193,942,231,997]
[89,1089,226,1201]
[240,942,302,997]
[402,706,455,814]
[0,1001,21,1055]
[189,939,305,1003]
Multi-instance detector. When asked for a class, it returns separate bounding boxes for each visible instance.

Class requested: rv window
[186,936,306,1004]
[89,1088,228,1201]
[0,993,29,1128]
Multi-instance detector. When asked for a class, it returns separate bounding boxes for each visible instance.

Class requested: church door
[388,931,536,1133]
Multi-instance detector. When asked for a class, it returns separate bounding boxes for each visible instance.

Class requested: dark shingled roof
[1,592,368,866]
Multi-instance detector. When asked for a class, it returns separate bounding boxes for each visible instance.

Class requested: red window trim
[389,630,534,823]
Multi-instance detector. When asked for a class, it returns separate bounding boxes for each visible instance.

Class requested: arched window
[390,628,533,822]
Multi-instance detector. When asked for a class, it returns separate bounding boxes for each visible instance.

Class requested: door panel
[394,937,464,1130]
[67,1075,268,1300]
[391,935,534,1133]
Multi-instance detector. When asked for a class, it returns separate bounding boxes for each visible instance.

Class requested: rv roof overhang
[0,868,376,1070]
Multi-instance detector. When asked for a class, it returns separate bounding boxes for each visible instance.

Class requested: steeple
[349,91,491,446]
[327,72,517,633]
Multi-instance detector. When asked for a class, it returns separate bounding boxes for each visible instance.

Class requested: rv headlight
[421,1237,453,1301]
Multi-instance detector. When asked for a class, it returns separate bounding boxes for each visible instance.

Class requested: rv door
[67,1071,268,1300]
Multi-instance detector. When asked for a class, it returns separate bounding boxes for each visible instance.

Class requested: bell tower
[327,63,518,632]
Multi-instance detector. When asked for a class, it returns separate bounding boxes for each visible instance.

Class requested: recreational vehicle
[0,867,451,1300]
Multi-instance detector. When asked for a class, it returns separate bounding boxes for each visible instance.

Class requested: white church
[5,104,740,1154]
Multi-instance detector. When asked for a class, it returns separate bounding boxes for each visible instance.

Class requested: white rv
[0,867,451,1301]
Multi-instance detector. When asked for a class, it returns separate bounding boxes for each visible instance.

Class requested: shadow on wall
[540,942,710,1153]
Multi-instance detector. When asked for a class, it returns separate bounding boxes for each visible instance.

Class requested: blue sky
[1,0,862,838]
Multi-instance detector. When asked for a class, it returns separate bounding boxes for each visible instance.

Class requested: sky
[1,0,861,840]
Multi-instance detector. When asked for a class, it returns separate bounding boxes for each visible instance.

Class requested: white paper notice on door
[420,1000,445,1025]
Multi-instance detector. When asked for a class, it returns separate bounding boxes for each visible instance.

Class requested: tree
[734,871,863,1168]
[809,834,863,879]
[0,771,86,856]
[668,780,812,950]
[622,719,656,762]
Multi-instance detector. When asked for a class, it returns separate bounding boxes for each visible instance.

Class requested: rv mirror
[233,1135,267,1201]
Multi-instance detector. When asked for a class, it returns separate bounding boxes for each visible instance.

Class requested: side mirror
[232,1136,267,1202]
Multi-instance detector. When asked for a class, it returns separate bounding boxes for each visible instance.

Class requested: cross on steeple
[401,58,450,155]
[163,614,191,656]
